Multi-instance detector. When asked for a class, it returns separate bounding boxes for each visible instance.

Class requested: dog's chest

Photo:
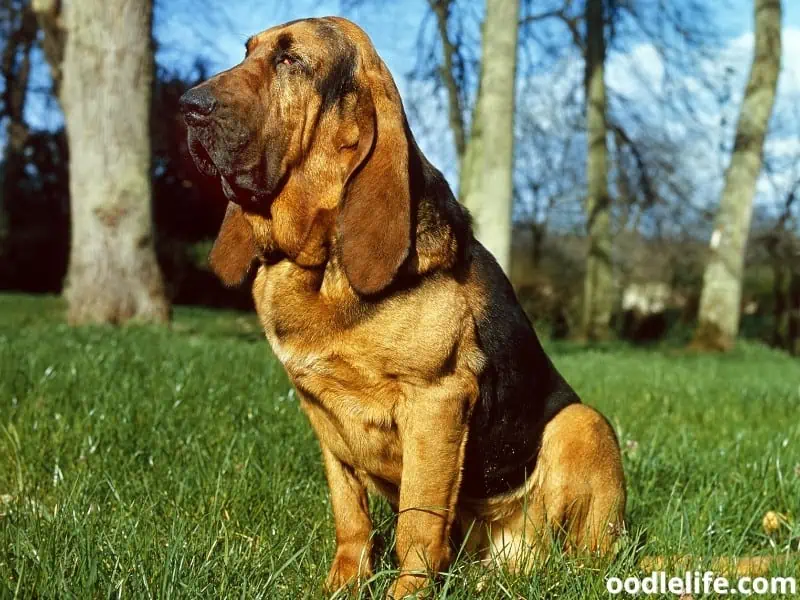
[251,262,477,481]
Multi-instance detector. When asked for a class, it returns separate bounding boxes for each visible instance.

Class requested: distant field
[1,293,798,599]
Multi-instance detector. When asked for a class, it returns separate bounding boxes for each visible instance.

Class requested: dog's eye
[276,54,299,68]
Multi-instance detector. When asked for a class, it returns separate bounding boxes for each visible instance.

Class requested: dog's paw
[325,552,370,596]
[386,573,431,599]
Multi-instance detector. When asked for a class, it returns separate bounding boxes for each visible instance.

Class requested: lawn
[1,293,798,599]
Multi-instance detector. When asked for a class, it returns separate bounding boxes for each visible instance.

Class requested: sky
[154,0,433,88]
[151,0,800,209]
[153,0,800,85]
[19,0,800,218]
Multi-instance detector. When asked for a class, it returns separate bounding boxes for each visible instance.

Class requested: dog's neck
[404,137,473,277]
[243,174,336,269]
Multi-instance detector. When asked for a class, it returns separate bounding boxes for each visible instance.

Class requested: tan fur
[458,404,626,572]
[185,17,628,598]
[249,252,626,596]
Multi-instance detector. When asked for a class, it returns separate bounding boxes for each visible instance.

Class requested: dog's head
[181,17,412,295]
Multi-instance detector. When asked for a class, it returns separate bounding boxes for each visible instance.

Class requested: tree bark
[458,64,483,214]
[459,0,520,274]
[692,0,782,351]
[59,0,168,324]
[580,0,614,341]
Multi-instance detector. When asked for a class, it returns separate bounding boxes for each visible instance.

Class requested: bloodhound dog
[180,16,626,598]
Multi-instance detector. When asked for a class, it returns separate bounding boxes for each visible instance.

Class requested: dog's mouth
[188,130,219,178]
[188,128,268,207]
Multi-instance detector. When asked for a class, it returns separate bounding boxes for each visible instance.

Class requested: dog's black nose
[179,87,217,120]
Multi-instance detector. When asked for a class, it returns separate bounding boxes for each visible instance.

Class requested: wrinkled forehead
[245,17,378,68]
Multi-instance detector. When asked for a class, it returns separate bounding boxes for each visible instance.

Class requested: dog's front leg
[388,388,474,599]
[320,443,374,594]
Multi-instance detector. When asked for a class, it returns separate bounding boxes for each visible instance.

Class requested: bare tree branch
[427,0,466,162]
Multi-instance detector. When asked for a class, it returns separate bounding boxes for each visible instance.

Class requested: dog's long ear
[208,202,257,287]
[338,70,412,296]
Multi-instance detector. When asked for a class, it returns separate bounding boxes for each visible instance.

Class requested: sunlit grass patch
[1,294,798,598]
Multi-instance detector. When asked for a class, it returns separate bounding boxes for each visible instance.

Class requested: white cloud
[603,26,800,212]
[606,43,666,98]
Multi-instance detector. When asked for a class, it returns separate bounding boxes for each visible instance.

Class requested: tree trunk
[459,0,520,274]
[580,0,614,341]
[692,0,782,351]
[458,71,483,214]
[60,0,168,324]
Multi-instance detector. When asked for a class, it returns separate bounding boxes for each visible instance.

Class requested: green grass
[1,293,799,599]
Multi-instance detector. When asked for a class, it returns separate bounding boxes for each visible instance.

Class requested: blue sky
[154,0,800,80]
[19,0,800,214]
[150,0,800,199]
[27,0,800,137]
[154,0,430,88]
[27,0,430,131]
